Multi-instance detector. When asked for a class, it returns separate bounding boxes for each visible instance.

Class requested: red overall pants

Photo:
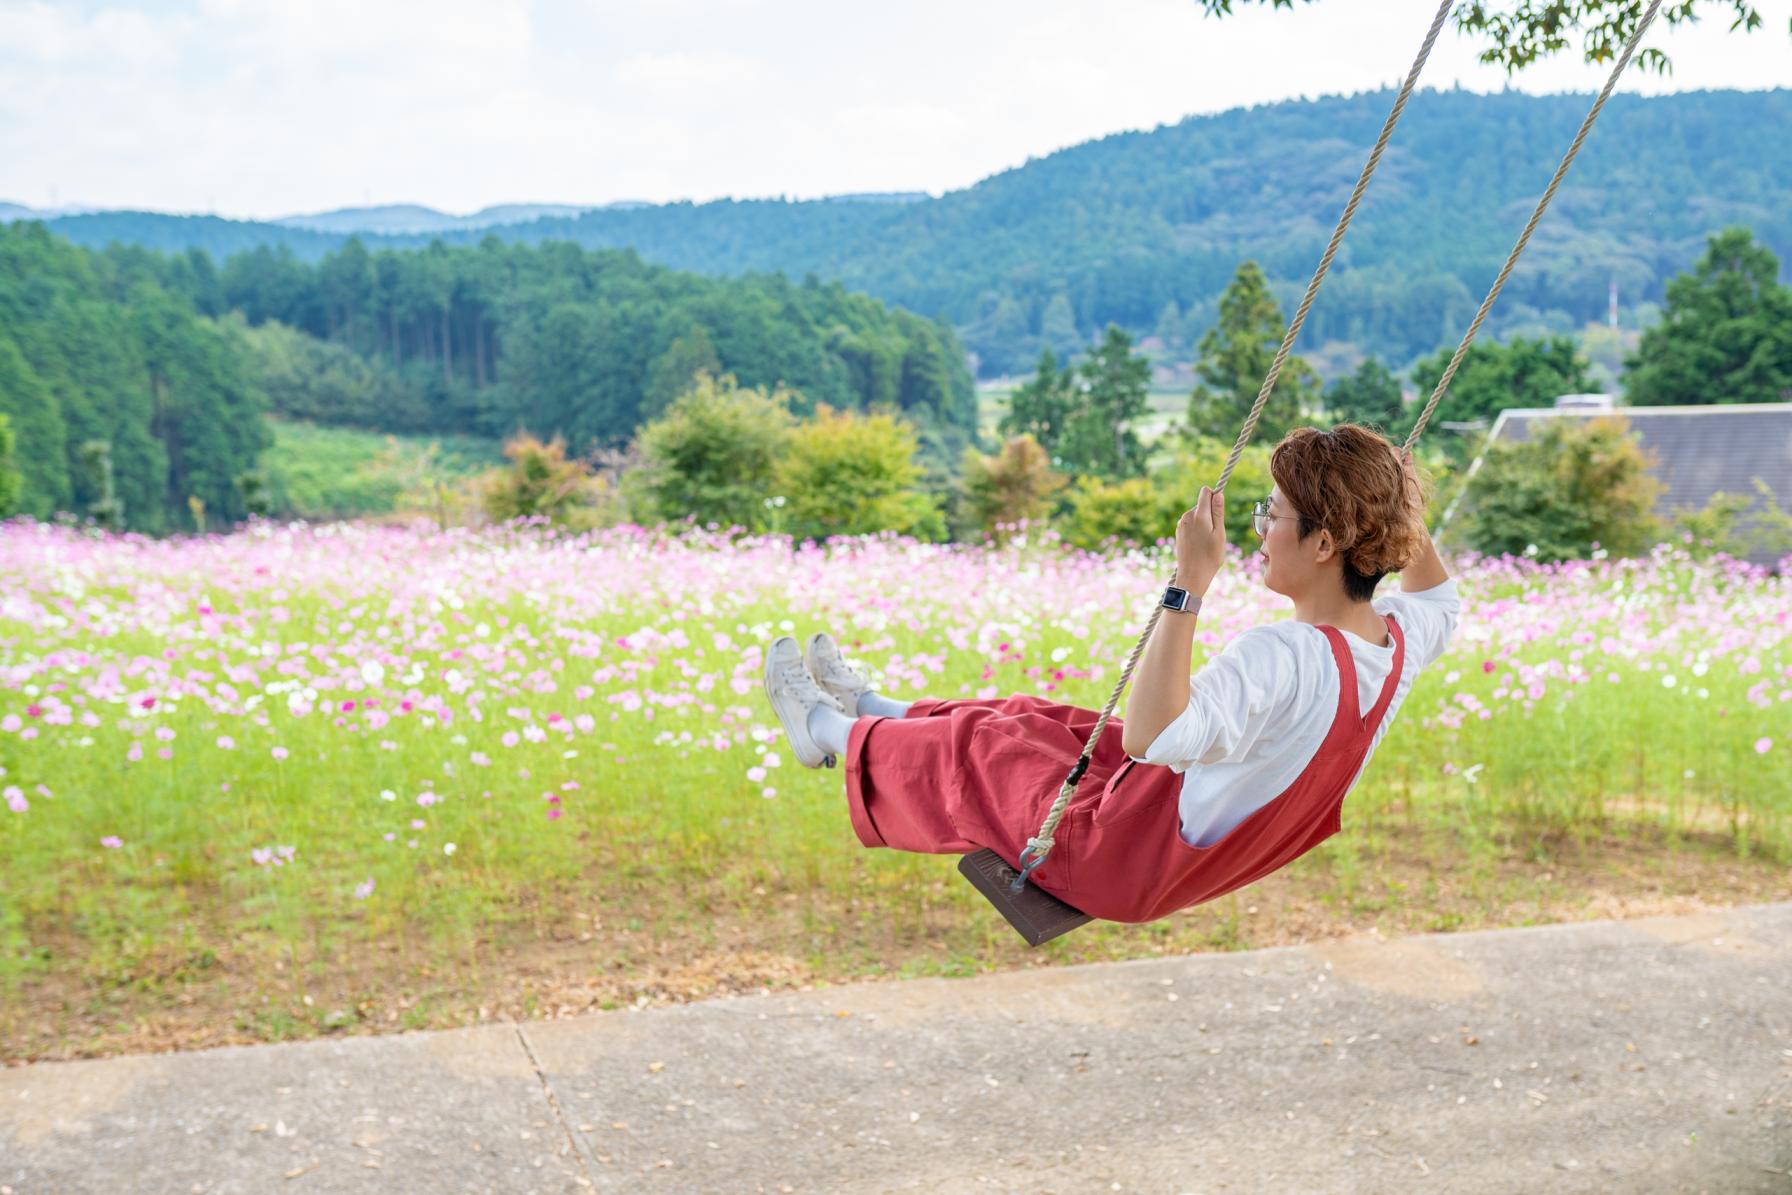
[844,613,1405,923]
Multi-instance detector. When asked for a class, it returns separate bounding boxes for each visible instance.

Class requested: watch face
[1164,587,1188,608]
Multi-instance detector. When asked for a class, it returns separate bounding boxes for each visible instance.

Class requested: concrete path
[5,904,1791,1194]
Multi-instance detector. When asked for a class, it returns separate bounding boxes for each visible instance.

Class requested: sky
[2,0,1788,220]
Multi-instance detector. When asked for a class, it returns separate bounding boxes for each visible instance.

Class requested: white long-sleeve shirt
[1128,579,1461,847]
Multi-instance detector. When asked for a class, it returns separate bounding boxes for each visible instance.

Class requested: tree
[0,413,20,516]
[773,404,945,542]
[642,325,722,420]
[1408,335,1595,437]
[998,350,1077,467]
[1623,228,1792,407]
[0,338,70,517]
[958,434,1068,541]
[1324,357,1408,438]
[1197,1,1776,73]
[1187,261,1319,444]
[1039,293,1079,354]
[1448,415,1662,562]
[1060,325,1152,482]
[626,372,798,532]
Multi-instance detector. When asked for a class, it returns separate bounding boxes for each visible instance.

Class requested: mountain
[37,88,1792,376]
[275,202,600,235]
[0,202,98,222]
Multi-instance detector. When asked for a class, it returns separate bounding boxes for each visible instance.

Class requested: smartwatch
[1161,585,1202,615]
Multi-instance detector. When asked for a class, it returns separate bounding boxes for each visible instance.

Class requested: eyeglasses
[1253,498,1299,538]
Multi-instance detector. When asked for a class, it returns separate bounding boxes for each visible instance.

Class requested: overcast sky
[3,0,1787,219]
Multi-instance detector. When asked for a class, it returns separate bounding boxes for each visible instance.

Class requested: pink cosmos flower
[1758,738,1774,755]
[101,836,123,848]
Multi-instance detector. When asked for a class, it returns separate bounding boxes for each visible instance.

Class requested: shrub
[625,372,797,532]
[478,434,599,525]
[773,403,945,542]
[958,434,1068,541]
[1060,438,1273,551]
[1448,415,1663,562]
[1670,480,1792,565]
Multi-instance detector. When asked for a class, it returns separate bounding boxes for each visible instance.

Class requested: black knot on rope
[1063,756,1090,787]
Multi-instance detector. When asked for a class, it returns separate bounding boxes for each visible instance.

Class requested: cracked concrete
[5,903,1790,1193]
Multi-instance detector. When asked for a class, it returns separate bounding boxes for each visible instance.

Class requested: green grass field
[259,419,503,520]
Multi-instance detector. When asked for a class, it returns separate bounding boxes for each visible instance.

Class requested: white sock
[807,703,854,756]
[856,692,912,719]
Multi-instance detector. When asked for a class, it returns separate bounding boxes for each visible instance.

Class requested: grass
[259,418,502,520]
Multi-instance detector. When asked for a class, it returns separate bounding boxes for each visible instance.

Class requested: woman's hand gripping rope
[1175,486,1227,597]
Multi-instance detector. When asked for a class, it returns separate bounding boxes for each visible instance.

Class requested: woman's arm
[1121,485,1226,758]
[1120,576,1207,757]
[1400,522,1450,592]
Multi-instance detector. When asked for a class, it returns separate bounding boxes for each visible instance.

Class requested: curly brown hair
[1269,424,1431,603]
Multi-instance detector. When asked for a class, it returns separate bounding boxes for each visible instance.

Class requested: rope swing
[961,0,1667,946]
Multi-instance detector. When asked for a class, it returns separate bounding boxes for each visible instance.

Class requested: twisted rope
[1013,0,1664,888]
[1401,0,1663,454]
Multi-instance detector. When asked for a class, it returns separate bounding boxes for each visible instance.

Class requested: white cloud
[0,0,1785,217]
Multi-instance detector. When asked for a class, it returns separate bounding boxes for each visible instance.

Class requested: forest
[40,89,1792,376]
[0,223,976,531]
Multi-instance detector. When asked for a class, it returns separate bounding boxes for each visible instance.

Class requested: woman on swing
[761,423,1460,924]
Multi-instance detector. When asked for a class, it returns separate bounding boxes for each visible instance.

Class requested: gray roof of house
[1487,403,1792,570]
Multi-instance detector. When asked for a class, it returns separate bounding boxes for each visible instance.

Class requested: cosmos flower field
[1,519,1787,1034]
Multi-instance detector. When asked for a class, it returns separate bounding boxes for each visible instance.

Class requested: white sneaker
[804,632,873,716]
[763,636,845,768]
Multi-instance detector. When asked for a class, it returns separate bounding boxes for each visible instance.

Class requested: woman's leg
[807,703,855,757]
[855,692,911,719]
[841,693,1132,884]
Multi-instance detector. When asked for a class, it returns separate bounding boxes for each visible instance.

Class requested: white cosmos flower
[361,661,386,685]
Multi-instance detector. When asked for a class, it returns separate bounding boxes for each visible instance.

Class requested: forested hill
[0,222,976,532]
[45,88,1792,375]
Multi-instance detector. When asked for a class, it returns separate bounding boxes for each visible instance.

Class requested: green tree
[1623,228,1792,407]
[998,350,1077,466]
[626,372,798,532]
[1039,293,1079,354]
[1409,335,1595,445]
[1199,1,1771,73]
[0,338,71,517]
[0,412,20,515]
[1448,415,1662,562]
[773,404,945,542]
[1187,261,1319,444]
[642,325,723,420]
[1324,357,1409,437]
[1060,325,1152,482]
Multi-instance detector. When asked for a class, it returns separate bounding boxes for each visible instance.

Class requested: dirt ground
[6,818,1789,1066]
